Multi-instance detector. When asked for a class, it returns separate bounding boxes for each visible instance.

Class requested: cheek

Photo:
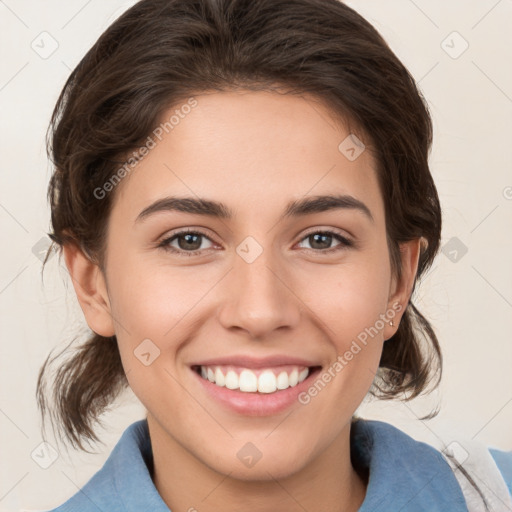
[299,252,392,341]
[105,258,220,394]
[300,267,389,413]
[107,256,203,339]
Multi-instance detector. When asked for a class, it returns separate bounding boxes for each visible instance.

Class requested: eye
[158,228,354,257]
[158,228,215,257]
[296,230,354,253]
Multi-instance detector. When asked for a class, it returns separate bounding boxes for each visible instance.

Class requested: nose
[218,243,301,339]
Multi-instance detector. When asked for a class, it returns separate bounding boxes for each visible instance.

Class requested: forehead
[109,89,384,226]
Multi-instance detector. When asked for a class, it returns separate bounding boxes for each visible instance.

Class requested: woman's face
[79,89,416,480]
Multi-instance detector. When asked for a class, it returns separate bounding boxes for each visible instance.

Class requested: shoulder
[41,464,121,512]
[353,420,512,512]
[40,419,167,512]
[440,438,512,512]
[351,418,469,511]
[489,448,512,495]
[351,418,512,512]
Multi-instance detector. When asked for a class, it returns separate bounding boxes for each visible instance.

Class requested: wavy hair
[38,0,443,452]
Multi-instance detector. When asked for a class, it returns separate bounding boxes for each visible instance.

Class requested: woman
[37,0,512,510]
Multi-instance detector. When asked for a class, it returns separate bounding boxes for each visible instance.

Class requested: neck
[147,414,367,512]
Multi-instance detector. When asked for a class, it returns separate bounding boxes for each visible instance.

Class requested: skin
[64,89,420,512]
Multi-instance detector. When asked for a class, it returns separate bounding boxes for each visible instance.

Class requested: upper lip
[191,355,322,369]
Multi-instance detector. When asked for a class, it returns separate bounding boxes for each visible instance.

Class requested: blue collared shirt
[45,418,512,511]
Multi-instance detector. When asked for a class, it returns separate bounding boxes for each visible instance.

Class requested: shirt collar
[103,417,468,512]
[351,417,468,511]
[109,418,170,511]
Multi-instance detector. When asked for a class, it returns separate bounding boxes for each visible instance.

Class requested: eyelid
[158,225,352,243]
[157,225,355,256]
[157,227,217,251]
[295,227,354,252]
[299,226,353,242]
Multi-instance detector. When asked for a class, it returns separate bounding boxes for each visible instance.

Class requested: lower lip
[190,366,322,416]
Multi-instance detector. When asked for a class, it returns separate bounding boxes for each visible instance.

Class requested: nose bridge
[218,236,300,337]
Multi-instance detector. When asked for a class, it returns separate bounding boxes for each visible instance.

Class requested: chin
[204,440,311,482]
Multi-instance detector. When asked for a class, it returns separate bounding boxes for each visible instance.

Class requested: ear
[62,242,116,337]
[384,238,422,339]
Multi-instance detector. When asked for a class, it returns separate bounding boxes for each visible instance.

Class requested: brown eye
[158,229,215,256]
[297,230,353,253]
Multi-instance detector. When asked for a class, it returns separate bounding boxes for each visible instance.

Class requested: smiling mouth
[191,364,322,394]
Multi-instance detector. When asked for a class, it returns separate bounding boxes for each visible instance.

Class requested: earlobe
[385,238,422,338]
[62,242,116,337]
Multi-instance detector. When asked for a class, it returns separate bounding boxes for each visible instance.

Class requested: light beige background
[0,0,511,510]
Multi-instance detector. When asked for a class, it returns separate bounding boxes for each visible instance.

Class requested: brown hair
[38,0,443,452]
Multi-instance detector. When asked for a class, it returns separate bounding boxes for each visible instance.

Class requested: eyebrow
[135,193,374,224]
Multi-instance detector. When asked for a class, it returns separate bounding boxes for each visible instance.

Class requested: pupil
[177,233,332,251]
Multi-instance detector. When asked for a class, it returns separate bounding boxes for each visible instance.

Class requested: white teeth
[276,371,289,390]
[239,369,258,392]
[225,370,239,390]
[258,370,277,393]
[214,367,225,387]
[288,368,298,387]
[197,365,311,393]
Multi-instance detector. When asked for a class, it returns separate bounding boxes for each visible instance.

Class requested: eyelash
[157,228,354,257]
